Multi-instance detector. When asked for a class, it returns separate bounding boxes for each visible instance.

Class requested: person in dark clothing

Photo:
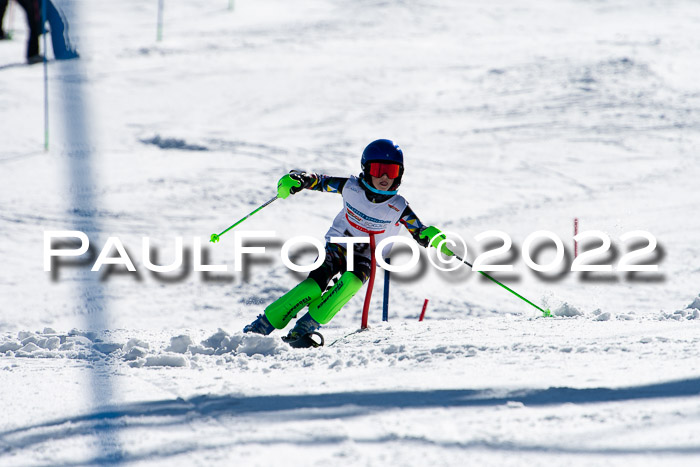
[0,0,77,63]
[0,0,9,39]
[0,0,42,62]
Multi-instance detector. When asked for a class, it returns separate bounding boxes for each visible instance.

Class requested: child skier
[243,139,452,347]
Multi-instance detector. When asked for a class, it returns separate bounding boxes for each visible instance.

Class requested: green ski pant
[264,272,364,329]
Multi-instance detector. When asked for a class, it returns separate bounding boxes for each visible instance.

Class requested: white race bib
[325,176,408,259]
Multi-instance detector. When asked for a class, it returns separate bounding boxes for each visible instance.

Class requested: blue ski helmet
[360,139,404,193]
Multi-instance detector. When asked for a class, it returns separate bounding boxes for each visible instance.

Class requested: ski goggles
[368,162,401,179]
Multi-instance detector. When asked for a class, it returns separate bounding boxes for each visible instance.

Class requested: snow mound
[592,309,611,321]
[594,312,611,321]
[236,334,288,356]
[0,341,21,352]
[166,335,193,354]
[553,302,584,317]
[124,346,148,361]
[1,329,104,359]
[123,338,150,361]
[0,328,289,363]
[201,329,230,349]
[93,342,122,354]
[199,329,288,356]
[142,353,189,368]
[660,308,700,321]
[124,338,150,351]
[685,295,700,311]
[658,295,700,320]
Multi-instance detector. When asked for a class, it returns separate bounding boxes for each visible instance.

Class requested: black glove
[287,171,307,195]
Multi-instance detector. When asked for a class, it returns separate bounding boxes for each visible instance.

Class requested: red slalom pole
[419,299,429,322]
[361,233,377,329]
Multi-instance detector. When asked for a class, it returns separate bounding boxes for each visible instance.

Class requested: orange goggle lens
[368,162,400,179]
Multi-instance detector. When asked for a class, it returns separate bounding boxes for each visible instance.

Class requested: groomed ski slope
[1,0,700,465]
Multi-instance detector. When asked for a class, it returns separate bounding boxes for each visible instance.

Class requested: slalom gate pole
[157,0,164,41]
[382,258,390,321]
[42,0,48,151]
[209,195,278,243]
[6,0,15,39]
[419,298,429,322]
[361,233,377,329]
[454,253,551,317]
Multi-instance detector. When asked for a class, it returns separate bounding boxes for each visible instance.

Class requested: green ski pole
[454,253,552,317]
[6,0,15,40]
[210,195,278,243]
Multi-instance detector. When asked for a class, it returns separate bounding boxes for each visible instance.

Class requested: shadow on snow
[1,376,700,464]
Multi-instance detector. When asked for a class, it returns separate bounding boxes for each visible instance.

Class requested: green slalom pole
[454,253,552,317]
[6,0,15,40]
[210,195,278,243]
[157,0,164,42]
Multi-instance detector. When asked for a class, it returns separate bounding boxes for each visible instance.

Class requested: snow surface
[2,0,700,465]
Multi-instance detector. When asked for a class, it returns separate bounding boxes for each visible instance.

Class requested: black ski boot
[282,312,324,348]
[282,330,325,348]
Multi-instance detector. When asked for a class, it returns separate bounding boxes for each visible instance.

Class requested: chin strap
[360,177,398,195]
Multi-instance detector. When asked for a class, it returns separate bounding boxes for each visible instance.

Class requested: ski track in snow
[2,0,700,465]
